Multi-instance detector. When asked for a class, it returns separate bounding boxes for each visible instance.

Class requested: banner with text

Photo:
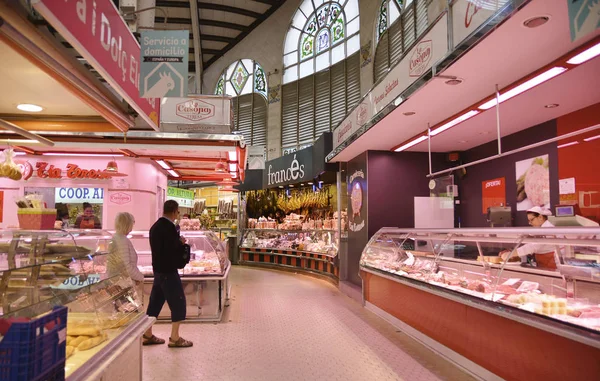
[332,14,449,150]
[32,0,160,129]
[140,30,189,98]
[452,0,509,48]
[160,96,233,133]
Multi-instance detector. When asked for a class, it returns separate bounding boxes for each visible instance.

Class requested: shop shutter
[416,0,429,37]
[388,19,404,67]
[315,70,331,136]
[374,32,390,83]
[298,76,315,144]
[346,53,360,112]
[403,5,416,50]
[252,94,268,147]
[232,97,239,131]
[281,82,299,148]
[330,59,347,129]
[237,94,253,145]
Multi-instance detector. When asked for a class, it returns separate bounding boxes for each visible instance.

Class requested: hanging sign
[332,14,449,151]
[160,96,233,133]
[55,187,104,204]
[140,30,189,98]
[263,146,313,188]
[452,0,509,48]
[568,0,600,41]
[167,187,194,200]
[31,0,160,129]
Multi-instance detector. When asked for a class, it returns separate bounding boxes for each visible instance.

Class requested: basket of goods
[0,306,68,381]
[15,195,56,230]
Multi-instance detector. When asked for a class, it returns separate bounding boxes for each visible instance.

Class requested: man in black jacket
[143,200,193,348]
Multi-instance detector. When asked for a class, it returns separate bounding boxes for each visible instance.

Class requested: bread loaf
[69,335,91,347]
[77,334,107,351]
[66,345,75,358]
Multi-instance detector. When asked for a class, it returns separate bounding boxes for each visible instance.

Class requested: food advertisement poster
[482,177,506,214]
[515,155,550,211]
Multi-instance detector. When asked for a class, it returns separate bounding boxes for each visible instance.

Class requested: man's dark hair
[164,200,179,214]
[83,202,92,210]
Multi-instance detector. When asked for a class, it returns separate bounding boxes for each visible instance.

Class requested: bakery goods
[77,334,107,351]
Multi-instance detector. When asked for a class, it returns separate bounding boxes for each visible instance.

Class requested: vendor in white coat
[500,206,557,268]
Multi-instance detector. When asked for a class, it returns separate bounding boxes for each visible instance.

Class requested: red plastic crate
[0,306,67,381]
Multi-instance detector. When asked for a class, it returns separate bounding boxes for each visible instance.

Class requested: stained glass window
[213,59,267,99]
[377,0,403,43]
[283,0,360,84]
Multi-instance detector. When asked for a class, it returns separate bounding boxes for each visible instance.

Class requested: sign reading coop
[140,30,189,98]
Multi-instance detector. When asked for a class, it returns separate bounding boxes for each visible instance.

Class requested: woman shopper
[107,212,145,285]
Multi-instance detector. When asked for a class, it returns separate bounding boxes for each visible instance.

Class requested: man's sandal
[143,334,165,345]
[168,337,193,348]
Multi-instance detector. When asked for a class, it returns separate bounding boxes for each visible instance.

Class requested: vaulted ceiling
[151,0,287,71]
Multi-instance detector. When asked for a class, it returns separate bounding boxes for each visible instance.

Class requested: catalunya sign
[32,0,160,130]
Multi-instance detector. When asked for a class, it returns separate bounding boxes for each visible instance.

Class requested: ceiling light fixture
[167,169,180,177]
[393,96,404,106]
[155,160,171,169]
[544,104,559,108]
[557,141,579,149]
[431,110,480,136]
[394,135,428,152]
[0,139,40,144]
[567,41,600,65]
[523,16,550,28]
[16,104,43,112]
[479,67,567,110]
[307,182,313,185]
[41,153,125,157]
[403,111,416,116]
[584,134,600,142]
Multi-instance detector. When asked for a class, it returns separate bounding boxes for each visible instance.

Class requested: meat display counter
[360,227,600,381]
[239,229,339,280]
[128,230,230,322]
[0,229,153,381]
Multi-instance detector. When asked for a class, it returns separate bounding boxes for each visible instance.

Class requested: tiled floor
[142,267,475,381]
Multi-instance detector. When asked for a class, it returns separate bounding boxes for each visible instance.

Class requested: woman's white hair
[114,212,135,234]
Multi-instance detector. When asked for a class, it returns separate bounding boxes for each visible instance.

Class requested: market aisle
[142,267,474,381]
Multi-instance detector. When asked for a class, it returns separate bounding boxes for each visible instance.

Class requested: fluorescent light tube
[167,169,180,177]
[394,135,428,152]
[557,141,579,149]
[478,67,567,110]
[567,42,600,65]
[430,110,480,136]
[42,153,124,157]
[155,160,171,169]
[584,134,600,142]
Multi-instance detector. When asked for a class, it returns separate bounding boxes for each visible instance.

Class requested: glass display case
[0,229,152,380]
[239,229,339,280]
[240,229,339,256]
[127,230,230,322]
[360,227,600,333]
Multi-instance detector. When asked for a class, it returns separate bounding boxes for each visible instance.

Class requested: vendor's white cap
[526,206,552,216]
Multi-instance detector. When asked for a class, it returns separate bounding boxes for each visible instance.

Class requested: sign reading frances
[263,146,313,188]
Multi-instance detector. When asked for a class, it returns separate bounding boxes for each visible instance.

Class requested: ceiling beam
[197,3,262,18]
[252,0,278,5]
[202,48,222,55]
[201,34,235,43]
[155,16,191,24]
[189,0,203,93]
[134,31,194,41]
[198,19,248,31]
[205,0,287,68]
[155,0,189,8]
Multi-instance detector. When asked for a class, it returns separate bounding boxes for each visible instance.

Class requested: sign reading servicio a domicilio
[263,146,313,188]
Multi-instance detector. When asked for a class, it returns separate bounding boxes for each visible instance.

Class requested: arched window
[283,0,360,83]
[281,0,361,154]
[374,0,429,82]
[215,60,267,147]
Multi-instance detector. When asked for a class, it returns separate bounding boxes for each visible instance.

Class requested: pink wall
[0,156,168,230]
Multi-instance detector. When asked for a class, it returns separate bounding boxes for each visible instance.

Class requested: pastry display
[241,229,338,255]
